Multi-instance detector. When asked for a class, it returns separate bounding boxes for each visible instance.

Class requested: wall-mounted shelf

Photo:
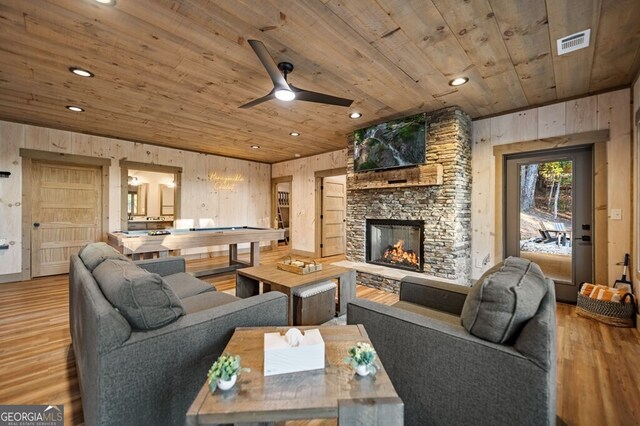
[349,164,443,190]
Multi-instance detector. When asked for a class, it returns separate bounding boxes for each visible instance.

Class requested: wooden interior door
[321,176,346,257]
[31,161,101,277]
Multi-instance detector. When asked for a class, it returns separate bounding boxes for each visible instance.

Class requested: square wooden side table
[186,325,403,425]
[236,264,356,325]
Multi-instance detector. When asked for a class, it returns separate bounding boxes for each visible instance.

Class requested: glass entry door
[504,147,593,303]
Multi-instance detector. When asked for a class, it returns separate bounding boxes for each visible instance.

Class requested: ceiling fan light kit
[240,40,353,109]
[275,89,295,101]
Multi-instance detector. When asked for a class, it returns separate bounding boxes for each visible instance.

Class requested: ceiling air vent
[557,29,591,55]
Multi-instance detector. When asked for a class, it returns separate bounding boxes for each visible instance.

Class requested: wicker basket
[576,290,636,328]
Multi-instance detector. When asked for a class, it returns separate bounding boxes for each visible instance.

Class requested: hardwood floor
[0,246,638,425]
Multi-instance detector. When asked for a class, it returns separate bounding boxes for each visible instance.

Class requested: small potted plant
[344,342,378,376]
[207,354,249,392]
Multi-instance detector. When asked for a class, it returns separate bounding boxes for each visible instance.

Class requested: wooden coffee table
[186,325,403,425]
[236,264,356,325]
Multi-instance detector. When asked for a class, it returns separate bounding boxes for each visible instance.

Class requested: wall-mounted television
[353,113,426,172]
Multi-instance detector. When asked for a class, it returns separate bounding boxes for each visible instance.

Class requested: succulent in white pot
[344,342,378,376]
[207,354,249,392]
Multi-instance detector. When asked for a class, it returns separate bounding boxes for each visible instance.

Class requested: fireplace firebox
[366,219,424,272]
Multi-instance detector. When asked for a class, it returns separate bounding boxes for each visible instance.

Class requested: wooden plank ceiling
[0,0,639,163]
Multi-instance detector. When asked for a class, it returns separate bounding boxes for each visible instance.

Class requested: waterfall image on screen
[353,113,426,172]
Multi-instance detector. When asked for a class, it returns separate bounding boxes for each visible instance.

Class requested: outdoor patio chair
[538,221,558,244]
[538,221,571,246]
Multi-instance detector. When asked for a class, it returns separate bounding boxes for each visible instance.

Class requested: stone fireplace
[366,219,424,272]
[344,107,472,292]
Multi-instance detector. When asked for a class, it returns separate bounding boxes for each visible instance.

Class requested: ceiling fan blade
[239,90,276,109]
[290,84,353,107]
[247,40,290,90]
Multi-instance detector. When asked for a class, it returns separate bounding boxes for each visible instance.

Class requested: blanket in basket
[577,283,636,327]
[579,283,633,303]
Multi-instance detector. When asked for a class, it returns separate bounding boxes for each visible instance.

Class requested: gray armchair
[348,262,556,426]
[69,244,288,426]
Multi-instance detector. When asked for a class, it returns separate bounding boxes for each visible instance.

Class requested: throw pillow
[93,259,185,330]
[79,242,129,271]
[461,257,548,344]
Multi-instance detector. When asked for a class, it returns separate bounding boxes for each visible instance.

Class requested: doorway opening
[272,176,293,247]
[125,170,176,230]
[315,170,347,258]
[119,161,181,231]
[504,146,593,303]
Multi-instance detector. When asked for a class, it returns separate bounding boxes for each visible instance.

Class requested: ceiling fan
[239,39,353,109]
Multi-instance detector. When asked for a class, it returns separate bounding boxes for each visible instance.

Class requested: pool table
[107,226,284,276]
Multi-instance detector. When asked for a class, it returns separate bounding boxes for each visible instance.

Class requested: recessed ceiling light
[294,154,301,158]
[94,0,116,5]
[66,105,85,112]
[69,67,94,78]
[290,132,300,137]
[349,112,362,119]
[250,145,260,149]
[449,77,469,86]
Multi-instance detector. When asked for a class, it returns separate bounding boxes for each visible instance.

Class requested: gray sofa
[69,243,288,426]
[347,257,556,426]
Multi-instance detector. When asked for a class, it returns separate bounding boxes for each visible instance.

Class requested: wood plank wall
[0,86,632,282]
[272,88,633,280]
[633,77,640,309]
[471,88,632,284]
[272,150,348,255]
[0,120,271,278]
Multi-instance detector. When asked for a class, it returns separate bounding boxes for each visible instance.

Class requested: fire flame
[381,239,419,267]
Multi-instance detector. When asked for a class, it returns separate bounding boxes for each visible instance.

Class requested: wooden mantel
[348,164,443,190]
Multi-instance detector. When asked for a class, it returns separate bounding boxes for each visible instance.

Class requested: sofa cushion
[93,259,185,330]
[514,280,556,370]
[181,291,240,314]
[162,272,216,299]
[79,242,129,271]
[461,257,548,344]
